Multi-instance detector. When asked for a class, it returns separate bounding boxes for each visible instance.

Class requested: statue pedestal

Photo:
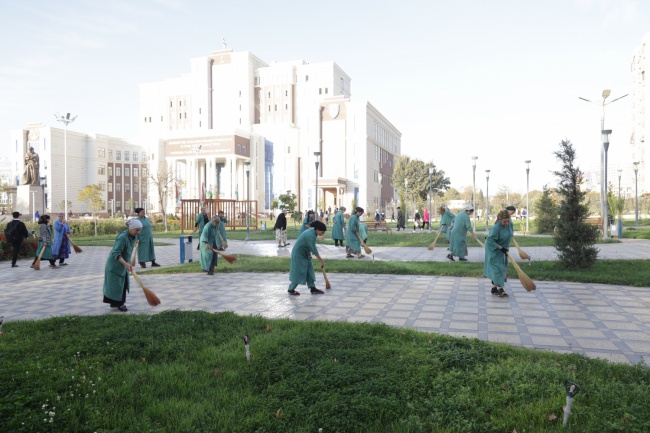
[16,185,44,221]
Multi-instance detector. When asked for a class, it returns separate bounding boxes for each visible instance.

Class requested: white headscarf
[127,219,143,230]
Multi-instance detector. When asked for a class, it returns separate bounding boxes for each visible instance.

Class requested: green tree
[270,198,279,216]
[278,191,299,228]
[553,140,599,268]
[58,200,72,214]
[78,185,104,237]
[533,185,558,234]
[393,156,451,207]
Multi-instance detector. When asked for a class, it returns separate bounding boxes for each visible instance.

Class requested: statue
[22,147,40,186]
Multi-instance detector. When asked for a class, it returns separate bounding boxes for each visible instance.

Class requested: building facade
[631,32,650,194]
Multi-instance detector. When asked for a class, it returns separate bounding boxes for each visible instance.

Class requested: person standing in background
[52,212,71,266]
[331,206,346,247]
[423,208,430,230]
[274,209,289,247]
[135,207,160,268]
[217,210,229,251]
[193,206,209,250]
[5,211,28,268]
[31,214,57,269]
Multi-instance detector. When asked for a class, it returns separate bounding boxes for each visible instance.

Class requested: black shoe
[207,271,214,275]
[140,262,147,268]
[59,263,68,266]
[151,262,161,267]
[446,254,455,262]
[11,264,18,267]
[284,243,290,246]
[491,286,499,295]
[346,254,354,258]
[288,290,300,296]
[117,305,128,312]
[498,288,509,298]
[218,247,225,251]
[310,287,324,295]
[459,258,468,262]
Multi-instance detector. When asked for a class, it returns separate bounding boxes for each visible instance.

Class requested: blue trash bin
[180,235,193,263]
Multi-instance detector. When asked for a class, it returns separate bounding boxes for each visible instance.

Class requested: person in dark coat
[6,211,29,267]
[274,210,289,247]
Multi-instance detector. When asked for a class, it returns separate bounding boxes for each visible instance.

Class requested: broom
[511,237,530,260]
[131,240,139,267]
[68,237,83,254]
[218,232,228,249]
[428,230,442,251]
[321,266,332,289]
[130,268,161,306]
[505,251,536,292]
[356,233,372,254]
[207,245,238,264]
[33,242,47,271]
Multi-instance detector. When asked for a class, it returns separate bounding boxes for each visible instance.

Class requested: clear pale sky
[1,0,648,194]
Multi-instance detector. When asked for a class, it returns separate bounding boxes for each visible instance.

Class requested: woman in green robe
[298,210,315,237]
[200,215,220,275]
[102,219,142,312]
[484,210,513,298]
[31,214,57,268]
[331,206,346,246]
[216,211,228,250]
[345,207,364,258]
[439,206,456,243]
[194,206,209,250]
[288,221,327,296]
[448,206,478,262]
[135,208,159,268]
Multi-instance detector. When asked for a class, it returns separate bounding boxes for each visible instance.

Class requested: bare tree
[149,166,178,232]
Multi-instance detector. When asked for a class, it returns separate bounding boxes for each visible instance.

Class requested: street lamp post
[485,170,490,225]
[404,178,408,230]
[602,129,611,239]
[471,156,477,230]
[314,151,320,213]
[525,160,531,234]
[245,162,251,241]
[54,113,77,220]
[428,166,434,232]
[618,169,622,199]
[40,176,47,214]
[634,162,639,230]
[378,171,383,218]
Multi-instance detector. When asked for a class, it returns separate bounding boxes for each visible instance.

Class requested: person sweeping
[484,210,513,297]
[447,205,478,262]
[199,215,221,275]
[102,219,142,312]
[288,221,327,296]
[345,207,365,259]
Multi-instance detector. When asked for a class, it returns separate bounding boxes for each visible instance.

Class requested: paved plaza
[1,237,650,365]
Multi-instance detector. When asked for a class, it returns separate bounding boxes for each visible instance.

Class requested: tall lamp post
[428,166,434,232]
[404,178,408,230]
[601,129,612,239]
[471,156,478,230]
[378,171,383,218]
[617,169,622,199]
[314,151,320,213]
[245,161,251,241]
[579,90,627,232]
[525,160,531,234]
[54,113,77,220]
[485,170,490,225]
[40,176,47,214]
[634,161,639,229]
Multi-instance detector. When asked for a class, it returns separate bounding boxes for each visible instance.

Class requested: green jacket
[136,216,156,262]
[103,230,136,302]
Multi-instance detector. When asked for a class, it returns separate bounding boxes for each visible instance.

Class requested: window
[108,150,113,160]
[268,92,270,98]
[243,145,247,154]
[179,101,182,106]
[285,104,288,110]
[274,104,277,111]
[340,77,344,94]
[151,153,154,160]
[319,88,322,95]
[125,151,130,161]
[325,88,328,94]
[98,181,105,191]
[134,184,139,192]
[97,165,105,175]
[125,167,130,177]
[199,107,202,114]
[144,117,147,123]
[142,168,148,177]
[170,101,172,107]
[143,152,147,161]
[305,75,309,81]
[116,167,121,177]
[116,201,121,210]
[133,153,138,162]
[268,105,271,112]
[116,151,121,161]
[108,183,113,192]
[125,184,130,192]
[108,167,113,177]
[179,113,182,119]
[116,184,121,192]
[97,148,105,158]
[285,90,288,96]
[148,117,151,122]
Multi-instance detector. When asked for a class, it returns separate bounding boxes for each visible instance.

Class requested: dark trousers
[11,241,22,265]
[208,247,218,273]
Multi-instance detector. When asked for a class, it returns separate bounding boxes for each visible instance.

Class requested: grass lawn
[1,311,649,432]
[146,255,650,287]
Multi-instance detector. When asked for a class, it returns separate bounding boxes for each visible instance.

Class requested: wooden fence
[180,199,258,232]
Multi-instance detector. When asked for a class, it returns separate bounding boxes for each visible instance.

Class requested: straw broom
[321,266,332,289]
[130,268,161,306]
[428,230,442,251]
[207,245,238,264]
[356,233,372,254]
[33,242,47,271]
[131,240,139,267]
[511,237,530,260]
[505,251,536,292]
[68,237,83,254]
[218,232,228,249]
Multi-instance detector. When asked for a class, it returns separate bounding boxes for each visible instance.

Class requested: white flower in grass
[48,411,55,416]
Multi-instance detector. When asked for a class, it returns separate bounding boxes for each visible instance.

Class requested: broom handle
[321,266,330,283]
[218,232,227,246]
[476,238,484,248]
[356,232,366,247]
[131,240,140,266]
[130,268,146,289]
[208,244,227,258]
[36,242,47,261]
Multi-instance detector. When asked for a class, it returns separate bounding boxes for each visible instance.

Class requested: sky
[1,0,648,195]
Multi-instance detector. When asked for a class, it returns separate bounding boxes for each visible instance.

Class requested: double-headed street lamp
[525,160,531,234]
[634,161,640,229]
[245,162,251,241]
[485,170,490,225]
[471,156,478,230]
[428,165,434,232]
[314,151,321,213]
[55,112,77,220]
[601,129,612,239]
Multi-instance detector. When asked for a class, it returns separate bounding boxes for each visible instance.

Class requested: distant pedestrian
[217,210,228,250]
[102,219,142,312]
[31,214,57,269]
[5,211,28,268]
[135,208,160,268]
[447,206,478,262]
[52,212,71,266]
[346,207,365,259]
[288,220,327,296]
[397,207,404,230]
[414,210,421,231]
[299,210,315,237]
[274,210,289,247]
[484,210,513,297]
[193,206,209,250]
[439,205,456,244]
[423,208,430,230]
[331,206,346,247]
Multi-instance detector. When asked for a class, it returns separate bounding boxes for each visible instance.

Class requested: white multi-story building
[8,124,146,216]
[140,48,401,214]
[631,32,650,193]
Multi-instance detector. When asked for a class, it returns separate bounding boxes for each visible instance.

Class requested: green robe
[345,214,361,253]
[199,222,219,271]
[331,211,345,240]
[289,228,319,285]
[440,210,456,242]
[35,224,53,260]
[449,212,472,259]
[483,222,512,286]
[195,212,209,237]
[136,216,156,262]
[359,222,369,242]
[298,215,313,237]
[103,230,136,302]
[217,216,228,248]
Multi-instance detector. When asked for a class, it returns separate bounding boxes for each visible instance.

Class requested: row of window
[98,166,148,177]
[97,181,145,193]
[97,148,149,162]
